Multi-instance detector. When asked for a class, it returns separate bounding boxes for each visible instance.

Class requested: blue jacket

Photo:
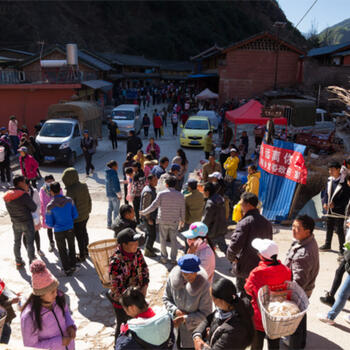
[106,168,121,197]
[45,195,78,232]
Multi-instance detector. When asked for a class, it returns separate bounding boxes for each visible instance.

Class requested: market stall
[225,100,287,142]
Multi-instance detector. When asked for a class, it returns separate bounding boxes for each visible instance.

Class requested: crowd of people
[1,98,350,350]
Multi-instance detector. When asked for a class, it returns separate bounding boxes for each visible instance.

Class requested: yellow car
[180,116,212,148]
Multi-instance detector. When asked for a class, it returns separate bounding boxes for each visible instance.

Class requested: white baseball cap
[251,238,278,259]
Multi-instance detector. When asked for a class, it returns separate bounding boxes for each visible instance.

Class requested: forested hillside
[0,0,305,59]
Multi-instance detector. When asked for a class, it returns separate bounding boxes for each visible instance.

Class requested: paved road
[1,104,350,349]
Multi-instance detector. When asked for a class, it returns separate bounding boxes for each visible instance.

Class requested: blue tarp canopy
[259,139,306,222]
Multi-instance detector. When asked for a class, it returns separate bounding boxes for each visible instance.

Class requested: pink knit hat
[30,260,59,296]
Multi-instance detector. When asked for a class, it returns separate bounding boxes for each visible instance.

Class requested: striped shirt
[140,188,185,225]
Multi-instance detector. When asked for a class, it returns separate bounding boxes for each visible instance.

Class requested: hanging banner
[259,142,307,184]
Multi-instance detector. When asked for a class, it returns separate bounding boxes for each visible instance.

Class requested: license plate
[190,141,200,145]
[44,156,55,161]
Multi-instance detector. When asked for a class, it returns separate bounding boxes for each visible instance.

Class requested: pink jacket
[146,143,160,159]
[19,154,38,179]
[39,184,63,228]
[8,120,18,136]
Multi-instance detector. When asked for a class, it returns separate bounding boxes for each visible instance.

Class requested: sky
[277,0,350,34]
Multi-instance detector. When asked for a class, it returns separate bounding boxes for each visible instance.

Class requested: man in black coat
[226,192,272,292]
[0,136,12,185]
[126,130,142,156]
[320,161,350,253]
[3,175,37,268]
[108,118,118,150]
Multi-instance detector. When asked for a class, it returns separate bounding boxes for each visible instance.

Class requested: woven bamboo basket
[0,306,7,340]
[258,281,309,340]
[88,239,117,288]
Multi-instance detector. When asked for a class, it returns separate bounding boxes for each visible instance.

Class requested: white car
[196,110,220,131]
[111,104,142,137]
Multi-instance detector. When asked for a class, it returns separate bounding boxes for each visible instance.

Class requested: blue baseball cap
[177,254,201,273]
[182,222,208,239]
[171,163,181,172]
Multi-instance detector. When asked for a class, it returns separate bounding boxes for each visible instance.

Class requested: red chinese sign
[259,143,307,184]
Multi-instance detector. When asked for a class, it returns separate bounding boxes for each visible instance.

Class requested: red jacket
[19,154,39,179]
[244,260,292,331]
[153,115,163,129]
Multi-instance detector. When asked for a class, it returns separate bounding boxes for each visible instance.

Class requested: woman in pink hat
[21,260,76,349]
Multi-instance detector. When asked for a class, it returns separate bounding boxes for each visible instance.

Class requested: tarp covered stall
[259,139,307,222]
[47,101,102,138]
[195,88,219,100]
[225,100,287,142]
[225,100,287,125]
[296,194,324,226]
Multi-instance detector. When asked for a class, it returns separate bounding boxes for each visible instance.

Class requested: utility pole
[273,22,286,91]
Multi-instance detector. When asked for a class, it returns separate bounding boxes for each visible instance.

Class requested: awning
[82,80,113,92]
[188,73,218,79]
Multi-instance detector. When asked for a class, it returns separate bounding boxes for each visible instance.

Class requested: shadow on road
[304,330,345,349]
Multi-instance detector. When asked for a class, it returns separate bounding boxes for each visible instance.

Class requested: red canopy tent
[225,100,287,141]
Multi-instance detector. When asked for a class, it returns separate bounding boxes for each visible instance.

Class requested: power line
[294,0,319,30]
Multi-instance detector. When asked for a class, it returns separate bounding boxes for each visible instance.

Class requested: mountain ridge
[0,0,306,60]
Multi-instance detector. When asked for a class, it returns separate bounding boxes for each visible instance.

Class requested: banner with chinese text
[259,142,307,184]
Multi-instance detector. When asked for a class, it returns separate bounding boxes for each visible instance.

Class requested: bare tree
[327,85,350,116]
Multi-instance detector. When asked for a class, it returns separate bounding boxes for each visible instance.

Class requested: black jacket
[0,139,11,165]
[193,304,253,350]
[227,209,272,278]
[323,177,350,215]
[112,216,137,237]
[127,135,143,156]
[202,193,227,239]
[3,188,37,224]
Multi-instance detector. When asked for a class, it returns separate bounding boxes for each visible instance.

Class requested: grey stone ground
[1,103,349,349]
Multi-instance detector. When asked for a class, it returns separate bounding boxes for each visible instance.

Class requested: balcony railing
[0,69,98,84]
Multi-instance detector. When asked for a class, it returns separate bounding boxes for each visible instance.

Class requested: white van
[111,104,142,137]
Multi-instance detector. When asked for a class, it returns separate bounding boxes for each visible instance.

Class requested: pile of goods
[267,295,300,317]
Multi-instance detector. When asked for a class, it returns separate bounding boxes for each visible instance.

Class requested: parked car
[315,108,336,132]
[196,110,220,131]
[36,101,102,166]
[111,104,142,137]
[180,116,212,148]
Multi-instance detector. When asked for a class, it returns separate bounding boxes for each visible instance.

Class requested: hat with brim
[117,228,142,244]
[177,254,201,273]
[230,148,238,153]
[18,146,28,153]
[182,222,208,239]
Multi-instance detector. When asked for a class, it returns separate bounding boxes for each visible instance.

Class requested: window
[73,125,80,137]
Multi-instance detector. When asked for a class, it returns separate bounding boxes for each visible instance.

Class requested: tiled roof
[307,41,350,57]
[0,48,35,56]
[152,59,194,71]
[20,45,112,71]
[98,52,157,67]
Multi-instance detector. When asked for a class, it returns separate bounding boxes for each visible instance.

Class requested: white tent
[195,88,219,100]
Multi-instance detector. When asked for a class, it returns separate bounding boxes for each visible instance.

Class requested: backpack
[0,146,5,162]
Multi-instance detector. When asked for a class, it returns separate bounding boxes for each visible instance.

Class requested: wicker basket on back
[258,281,309,340]
[88,239,117,288]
